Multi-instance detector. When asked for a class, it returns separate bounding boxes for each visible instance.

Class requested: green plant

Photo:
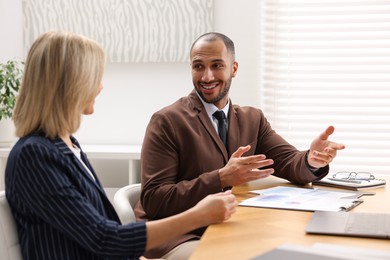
[0,60,24,121]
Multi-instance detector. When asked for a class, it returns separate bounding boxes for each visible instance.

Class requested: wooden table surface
[189,175,390,260]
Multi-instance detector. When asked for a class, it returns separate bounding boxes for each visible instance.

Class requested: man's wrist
[218,169,232,191]
[305,151,319,172]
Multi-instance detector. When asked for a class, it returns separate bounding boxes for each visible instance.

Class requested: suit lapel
[52,136,120,221]
[189,91,229,161]
[227,104,240,156]
[53,137,106,194]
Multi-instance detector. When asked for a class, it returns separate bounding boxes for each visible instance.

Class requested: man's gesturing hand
[308,126,345,168]
[219,145,274,188]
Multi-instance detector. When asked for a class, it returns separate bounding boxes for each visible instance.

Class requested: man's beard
[197,77,232,104]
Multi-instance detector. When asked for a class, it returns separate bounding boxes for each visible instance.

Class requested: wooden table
[189,175,390,260]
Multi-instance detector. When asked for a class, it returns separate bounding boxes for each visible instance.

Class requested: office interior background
[1,0,389,188]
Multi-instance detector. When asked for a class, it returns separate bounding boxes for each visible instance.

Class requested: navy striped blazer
[5,133,146,260]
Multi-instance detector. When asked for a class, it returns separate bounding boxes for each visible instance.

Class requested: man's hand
[219,145,274,187]
[308,126,345,168]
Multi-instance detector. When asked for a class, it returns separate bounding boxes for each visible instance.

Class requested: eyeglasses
[332,171,375,181]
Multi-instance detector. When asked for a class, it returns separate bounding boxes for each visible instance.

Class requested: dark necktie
[213,110,227,148]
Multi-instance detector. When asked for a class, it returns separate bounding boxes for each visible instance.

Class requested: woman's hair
[14,31,105,138]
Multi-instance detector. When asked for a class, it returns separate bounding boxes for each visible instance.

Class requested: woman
[5,31,237,260]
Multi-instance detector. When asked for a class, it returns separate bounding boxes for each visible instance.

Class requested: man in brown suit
[136,32,345,259]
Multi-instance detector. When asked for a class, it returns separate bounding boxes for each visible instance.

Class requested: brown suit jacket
[135,90,328,258]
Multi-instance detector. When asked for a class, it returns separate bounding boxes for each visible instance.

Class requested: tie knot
[213,110,226,121]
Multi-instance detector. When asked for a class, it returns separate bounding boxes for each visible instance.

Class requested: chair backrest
[0,191,22,260]
[112,183,141,224]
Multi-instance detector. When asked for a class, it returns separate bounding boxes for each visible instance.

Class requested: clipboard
[239,186,370,212]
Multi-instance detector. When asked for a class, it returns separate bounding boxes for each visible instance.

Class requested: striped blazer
[5,133,146,260]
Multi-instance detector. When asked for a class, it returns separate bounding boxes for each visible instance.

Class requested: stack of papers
[252,243,390,260]
[239,186,366,212]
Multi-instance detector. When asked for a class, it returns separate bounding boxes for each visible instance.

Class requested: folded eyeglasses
[332,171,375,181]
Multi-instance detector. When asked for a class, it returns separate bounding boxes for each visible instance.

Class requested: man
[135,32,345,258]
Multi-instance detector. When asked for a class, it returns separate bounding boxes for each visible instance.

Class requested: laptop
[305,211,390,239]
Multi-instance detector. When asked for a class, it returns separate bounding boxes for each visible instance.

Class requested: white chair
[113,184,199,259]
[0,191,22,260]
[113,183,141,224]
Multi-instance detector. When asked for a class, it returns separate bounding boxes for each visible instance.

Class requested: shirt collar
[196,92,230,119]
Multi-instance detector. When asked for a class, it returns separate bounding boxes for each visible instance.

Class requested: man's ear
[232,61,238,77]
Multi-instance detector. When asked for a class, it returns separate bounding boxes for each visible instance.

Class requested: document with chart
[239,186,365,212]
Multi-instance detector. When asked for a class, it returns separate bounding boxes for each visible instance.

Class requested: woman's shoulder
[11,133,59,157]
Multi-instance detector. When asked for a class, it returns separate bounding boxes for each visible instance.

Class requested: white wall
[76,62,193,145]
[0,0,262,187]
[76,0,262,146]
[0,0,23,61]
[214,0,262,108]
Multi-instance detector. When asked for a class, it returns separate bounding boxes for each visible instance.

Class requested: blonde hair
[14,31,105,138]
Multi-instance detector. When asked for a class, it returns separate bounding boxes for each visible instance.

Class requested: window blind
[260,0,390,175]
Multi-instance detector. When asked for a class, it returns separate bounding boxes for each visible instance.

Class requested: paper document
[239,186,364,212]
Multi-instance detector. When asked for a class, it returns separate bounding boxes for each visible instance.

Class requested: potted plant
[0,60,24,147]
